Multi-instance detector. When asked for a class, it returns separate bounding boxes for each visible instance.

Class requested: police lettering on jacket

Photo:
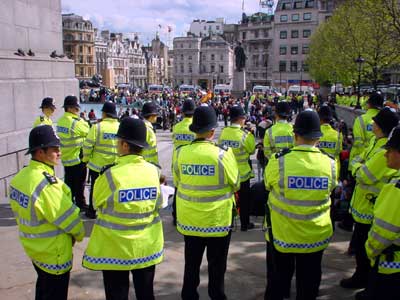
[288,176,329,190]
[175,134,195,142]
[181,164,215,176]
[318,141,337,149]
[119,187,157,202]
[220,140,240,148]
[9,187,29,208]
[103,133,116,140]
[57,126,69,134]
[275,136,293,144]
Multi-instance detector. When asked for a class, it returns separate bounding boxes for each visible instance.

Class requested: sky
[61,0,276,46]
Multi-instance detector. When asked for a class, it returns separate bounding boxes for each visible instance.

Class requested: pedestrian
[33,97,56,127]
[141,102,160,167]
[82,101,119,219]
[341,108,399,298]
[365,125,400,300]
[264,110,338,300]
[173,105,240,300]
[82,118,164,300]
[9,125,84,300]
[218,105,256,231]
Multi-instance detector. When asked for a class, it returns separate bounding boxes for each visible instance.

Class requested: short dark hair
[126,142,143,154]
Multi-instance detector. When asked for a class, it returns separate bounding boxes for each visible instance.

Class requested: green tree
[307,0,400,88]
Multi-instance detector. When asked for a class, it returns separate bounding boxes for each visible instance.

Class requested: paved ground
[0,122,362,300]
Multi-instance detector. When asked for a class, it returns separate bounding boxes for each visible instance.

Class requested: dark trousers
[182,233,231,300]
[351,222,372,280]
[172,187,178,224]
[265,243,324,300]
[88,169,99,211]
[33,264,70,300]
[369,268,400,300]
[238,180,251,229]
[64,162,87,207]
[102,266,156,300]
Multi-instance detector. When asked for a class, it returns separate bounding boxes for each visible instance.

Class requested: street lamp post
[299,66,303,95]
[355,55,365,109]
[279,70,282,93]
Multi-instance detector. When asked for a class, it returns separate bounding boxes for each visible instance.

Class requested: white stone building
[127,37,147,89]
[189,18,225,37]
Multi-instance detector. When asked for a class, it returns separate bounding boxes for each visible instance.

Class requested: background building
[62,13,95,80]
[94,28,107,82]
[189,18,225,37]
[127,36,147,89]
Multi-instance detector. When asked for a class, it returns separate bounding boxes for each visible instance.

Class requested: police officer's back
[141,102,160,167]
[33,97,56,127]
[10,125,84,300]
[264,110,337,300]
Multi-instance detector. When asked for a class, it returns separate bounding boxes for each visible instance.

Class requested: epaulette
[395,180,400,189]
[40,116,44,122]
[100,163,116,175]
[275,148,291,158]
[43,171,57,184]
[216,143,229,151]
[72,116,81,121]
[320,149,335,160]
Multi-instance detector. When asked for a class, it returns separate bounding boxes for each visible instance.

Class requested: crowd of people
[8,88,400,300]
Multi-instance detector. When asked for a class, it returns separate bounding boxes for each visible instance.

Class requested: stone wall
[0,0,78,202]
[335,105,364,129]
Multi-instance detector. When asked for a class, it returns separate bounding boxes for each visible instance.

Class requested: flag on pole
[167,26,172,33]
[158,24,162,29]
[242,0,245,11]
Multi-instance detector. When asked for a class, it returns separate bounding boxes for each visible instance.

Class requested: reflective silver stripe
[96,216,161,231]
[87,161,102,172]
[104,169,116,213]
[358,183,380,194]
[358,116,366,142]
[375,217,400,233]
[18,218,47,226]
[83,145,93,150]
[268,128,275,152]
[240,171,252,180]
[60,136,82,141]
[367,240,382,256]
[330,157,336,187]
[30,179,49,224]
[278,156,285,193]
[147,145,157,150]
[102,208,154,219]
[174,147,182,180]
[64,217,81,232]
[389,179,399,184]
[93,149,116,156]
[236,150,247,156]
[62,158,81,165]
[218,149,225,185]
[85,138,95,144]
[19,229,63,238]
[60,142,84,148]
[370,230,392,247]
[96,143,117,149]
[237,158,249,164]
[270,202,327,221]
[180,183,229,191]
[271,189,329,207]
[143,152,158,158]
[96,122,101,146]
[53,206,77,226]
[335,130,341,156]
[177,191,233,203]
[361,165,378,183]
[71,118,79,134]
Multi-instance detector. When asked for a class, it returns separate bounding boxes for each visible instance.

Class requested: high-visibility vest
[366,175,400,274]
[142,119,159,166]
[218,124,256,182]
[264,146,337,253]
[33,115,52,128]
[82,155,164,270]
[318,124,343,158]
[350,137,397,224]
[9,160,84,274]
[263,121,294,159]
[56,112,89,166]
[173,140,240,237]
[349,108,379,171]
[172,117,195,150]
[82,118,119,172]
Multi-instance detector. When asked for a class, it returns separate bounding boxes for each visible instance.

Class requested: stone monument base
[232,70,246,99]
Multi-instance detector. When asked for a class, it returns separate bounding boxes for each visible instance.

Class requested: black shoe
[340,276,367,289]
[85,210,97,219]
[247,222,255,230]
[240,226,248,232]
[241,223,255,231]
[338,221,353,232]
[76,203,89,211]
[355,289,370,300]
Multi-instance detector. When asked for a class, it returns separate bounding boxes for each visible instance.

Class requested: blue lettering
[366,124,373,132]
[221,140,240,148]
[318,141,336,149]
[56,126,69,134]
[287,176,329,190]
[175,134,195,141]
[9,187,29,208]
[181,164,215,176]
[119,187,157,202]
[275,136,293,144]
[103,133,116,140]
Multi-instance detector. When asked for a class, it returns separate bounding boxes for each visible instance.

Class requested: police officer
[82,118,164,300]
[173,105,240,300]
[341,108,399,296]
[264,110,337,300]
[33,97,56,127]
[56,95,89,210]
[82,101,119,219]
[218,105,256,231]
[141,102,160,167]
[365,125,400,300]
[263,101,294,161]
[9,125,84,300]
[171,99,196,225]
[349,93,383,171]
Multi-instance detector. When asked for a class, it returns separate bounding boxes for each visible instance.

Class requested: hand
[72,237,76,247]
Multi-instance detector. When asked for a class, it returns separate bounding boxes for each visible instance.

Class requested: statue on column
[234,42,246,72]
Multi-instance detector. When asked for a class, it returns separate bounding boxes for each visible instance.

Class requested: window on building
[254,30,259,38]
[303,29,312,38]
[79,33,82,41]
[254,73,258,79]
[279,46,287,55]
[264,29,269,37]
[211,64,215,72]
[188,55,192,60]
[180,64,184,73]
[280,31,287,39]
[304,13,312,20]
[201,64,206,72]
[65,45,72,53]
[202,54,206,60]
[282,1,291,10]
[290,61,298,72]
[302,62,309,71]
[305,0,315,8]
[181,43,184,48]
[64,34,74,41]
[216,25,220,30]
[291,30,299,38]
[180,54,184,60]
[189,43,192,48]
[292,14,300,21]
[294,1,303,9]
[242,31,246,40]
[302,45,310,54]
[211,54,215,61]
[252,54,259,67]
[220,54,223,60]
[86,34,91,41]
[188,63,192,73]
[204,26,207,30]
[291,46,299,55]
[80,67,84,77]
[220,65,224,73]
[280,15,288,22]
[78,55,83,63]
